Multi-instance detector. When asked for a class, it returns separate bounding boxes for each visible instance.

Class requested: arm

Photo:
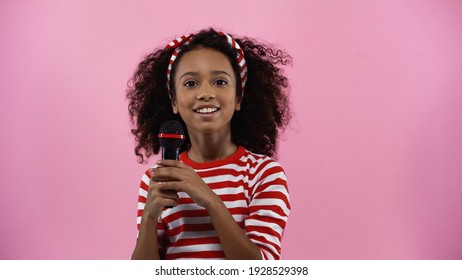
[131,169,178,260]
[245,162,290,260]
[206,196,262,260]
[152,160,261,260]
[131,212,161,260]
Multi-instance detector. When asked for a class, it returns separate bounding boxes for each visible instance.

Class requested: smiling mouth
[193,107,220,114]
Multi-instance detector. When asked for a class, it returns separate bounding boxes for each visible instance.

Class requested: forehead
[175,48,234,76]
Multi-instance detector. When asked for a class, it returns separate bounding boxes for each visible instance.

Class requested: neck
[187,129,237,163]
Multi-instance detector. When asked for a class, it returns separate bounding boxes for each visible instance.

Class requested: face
[172,47,241,136]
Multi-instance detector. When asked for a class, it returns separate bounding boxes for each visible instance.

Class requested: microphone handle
[160,146,180,209]
[161,147,180,160]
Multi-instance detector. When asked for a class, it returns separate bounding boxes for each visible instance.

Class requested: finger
[151,167,182,182]
[156,196,178,208]
[160,190,179,209]
[157,181,182,192]
[146,186,179,208]
[156,159,184,168]
[149,167,156,176]
[149,167,170,182]
[159,189,179,200]
[149,178,177,190]
[149,168,159,180]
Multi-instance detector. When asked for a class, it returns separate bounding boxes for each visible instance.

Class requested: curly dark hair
[126,28,292,163]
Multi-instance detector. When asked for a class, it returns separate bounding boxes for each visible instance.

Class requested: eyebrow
[179,71,232,80]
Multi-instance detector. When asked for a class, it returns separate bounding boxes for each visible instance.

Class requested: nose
[197,83,216,101]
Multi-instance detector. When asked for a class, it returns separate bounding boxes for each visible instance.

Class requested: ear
[171,95,179,114]
[235,95,242,111]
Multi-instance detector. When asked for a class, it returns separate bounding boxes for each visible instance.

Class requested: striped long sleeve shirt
[136,146,290,260]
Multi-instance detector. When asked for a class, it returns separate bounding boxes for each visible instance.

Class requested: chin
[191,123,230,135]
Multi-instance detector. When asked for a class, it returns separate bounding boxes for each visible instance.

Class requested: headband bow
[165,32,248,97]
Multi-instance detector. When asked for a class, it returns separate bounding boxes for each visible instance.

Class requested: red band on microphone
[158,133,185,139]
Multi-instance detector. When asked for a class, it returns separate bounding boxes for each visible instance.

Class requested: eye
[214,79,228,86]
[184,80,198,87]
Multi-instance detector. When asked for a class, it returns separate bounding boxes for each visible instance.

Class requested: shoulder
[239,147,280,164]
[239,148,287,183]
[244,149,290,210]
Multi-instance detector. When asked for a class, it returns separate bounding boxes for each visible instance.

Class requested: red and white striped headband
[165,32,248,96]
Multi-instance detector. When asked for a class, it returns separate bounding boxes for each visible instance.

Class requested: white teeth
[196,107,218,113]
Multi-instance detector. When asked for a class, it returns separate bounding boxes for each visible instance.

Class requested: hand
[143,172,180,220]
[150,160,219,209]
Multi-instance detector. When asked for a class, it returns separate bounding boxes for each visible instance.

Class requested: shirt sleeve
[136,167,168,258]
[245,160,291,260]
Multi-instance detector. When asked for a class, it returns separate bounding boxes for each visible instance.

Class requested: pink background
[1,0,462,259]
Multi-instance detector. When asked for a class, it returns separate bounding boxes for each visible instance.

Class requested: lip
[192,104,221,114]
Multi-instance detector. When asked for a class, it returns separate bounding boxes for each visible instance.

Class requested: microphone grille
[158,120,185,148]
[159,120,184,135]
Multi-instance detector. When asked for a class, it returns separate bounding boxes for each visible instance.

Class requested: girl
[127,28,292,260]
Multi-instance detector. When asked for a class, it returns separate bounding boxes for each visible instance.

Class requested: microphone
[158,120,185,160]
[158,121,184,209]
